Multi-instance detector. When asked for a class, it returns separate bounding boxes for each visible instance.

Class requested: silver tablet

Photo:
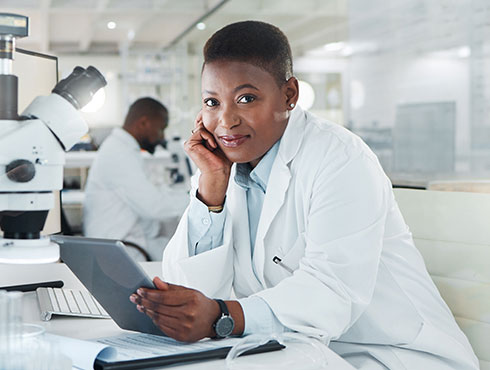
[52,235,165,336]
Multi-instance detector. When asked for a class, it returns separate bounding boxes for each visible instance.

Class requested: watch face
[215,316,235,337]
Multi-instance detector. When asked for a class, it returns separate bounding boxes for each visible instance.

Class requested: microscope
[0,13,106,263]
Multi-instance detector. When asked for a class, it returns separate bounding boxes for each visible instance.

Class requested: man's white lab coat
[162,107,478,369]
[84,128,188,261]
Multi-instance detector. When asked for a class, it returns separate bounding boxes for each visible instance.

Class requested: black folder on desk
[94,340,284,370]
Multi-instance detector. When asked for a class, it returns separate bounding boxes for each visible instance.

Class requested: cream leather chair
[394,188,490,370]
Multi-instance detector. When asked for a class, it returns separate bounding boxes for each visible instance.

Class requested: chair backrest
[394,188,490,370]
[121,240,152,262]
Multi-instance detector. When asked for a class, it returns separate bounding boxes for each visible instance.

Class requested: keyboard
[36,287,111,321]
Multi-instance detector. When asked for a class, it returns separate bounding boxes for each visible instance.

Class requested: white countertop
[0,262,354,370]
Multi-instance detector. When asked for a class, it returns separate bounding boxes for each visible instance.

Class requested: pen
[0,280,64,292]
[272,256,294,274]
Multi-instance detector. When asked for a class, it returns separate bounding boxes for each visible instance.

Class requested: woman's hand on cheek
[184,111,231,175]
[129,277,220,343]
[184,111,231,207]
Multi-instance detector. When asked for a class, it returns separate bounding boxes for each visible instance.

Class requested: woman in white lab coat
[130,21,479,369]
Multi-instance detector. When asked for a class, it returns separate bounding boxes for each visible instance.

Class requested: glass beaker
[0,290,71,370]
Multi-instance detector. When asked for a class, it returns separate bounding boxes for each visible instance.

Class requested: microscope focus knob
[6,159,36,183]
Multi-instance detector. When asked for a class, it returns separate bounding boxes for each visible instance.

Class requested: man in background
[83,97,188,261]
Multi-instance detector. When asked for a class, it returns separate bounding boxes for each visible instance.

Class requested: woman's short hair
[203,20,293,86]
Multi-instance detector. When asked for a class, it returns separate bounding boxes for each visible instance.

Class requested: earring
[289,103,295,108]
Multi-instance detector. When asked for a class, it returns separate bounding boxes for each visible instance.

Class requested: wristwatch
[213,299,235,338]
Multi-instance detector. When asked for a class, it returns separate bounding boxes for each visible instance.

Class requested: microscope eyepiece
[52,65,107,110]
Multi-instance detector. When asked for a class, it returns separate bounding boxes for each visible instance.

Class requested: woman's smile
[218,134,250,148]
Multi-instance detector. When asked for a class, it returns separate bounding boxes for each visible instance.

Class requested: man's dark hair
[203,21,293,86]
[123,97,168,127]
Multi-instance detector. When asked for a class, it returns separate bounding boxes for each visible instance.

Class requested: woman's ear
[284,76,299,110]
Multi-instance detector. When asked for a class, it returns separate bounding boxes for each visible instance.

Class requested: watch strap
[214,299,229,316]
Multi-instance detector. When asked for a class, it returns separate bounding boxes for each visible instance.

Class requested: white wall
[349,54,470,157]
[294,56,349,125]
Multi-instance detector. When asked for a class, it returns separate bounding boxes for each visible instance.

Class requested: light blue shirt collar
[234,140,281,193]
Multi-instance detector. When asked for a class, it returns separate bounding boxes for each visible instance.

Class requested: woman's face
[201,60,297,167]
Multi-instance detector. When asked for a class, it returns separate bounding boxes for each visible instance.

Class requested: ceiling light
[196,22,206,30]
[107,21,117,30]
[341,45,353,57]
[430,46,471,59]
[323,42,345,52]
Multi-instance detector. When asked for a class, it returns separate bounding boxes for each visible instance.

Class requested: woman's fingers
[130,283,220,342]
[153,277,169,290]
[189,111,217,149]
[133,294,203,321]
[133,284,197,307]
[188,124,217,149]
[149,310,199,342]
[184,111,232,178]
[136,301,210,342]
[194,110,203,127]
[131,294,184,315]
[143,309,180,339]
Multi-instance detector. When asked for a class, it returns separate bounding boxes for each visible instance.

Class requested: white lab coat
[162,107,478,369]
[84,128,188,261]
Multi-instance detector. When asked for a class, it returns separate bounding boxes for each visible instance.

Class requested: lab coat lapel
[253,161,291,286]
[252,107,307,286]
[227,169,264,293]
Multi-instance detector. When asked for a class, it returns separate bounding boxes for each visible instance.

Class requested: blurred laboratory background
[3,0,490,231]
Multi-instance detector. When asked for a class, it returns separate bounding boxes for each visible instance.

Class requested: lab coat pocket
[276,232,307,273]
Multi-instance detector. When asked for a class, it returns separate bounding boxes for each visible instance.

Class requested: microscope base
[0,237,59,264]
